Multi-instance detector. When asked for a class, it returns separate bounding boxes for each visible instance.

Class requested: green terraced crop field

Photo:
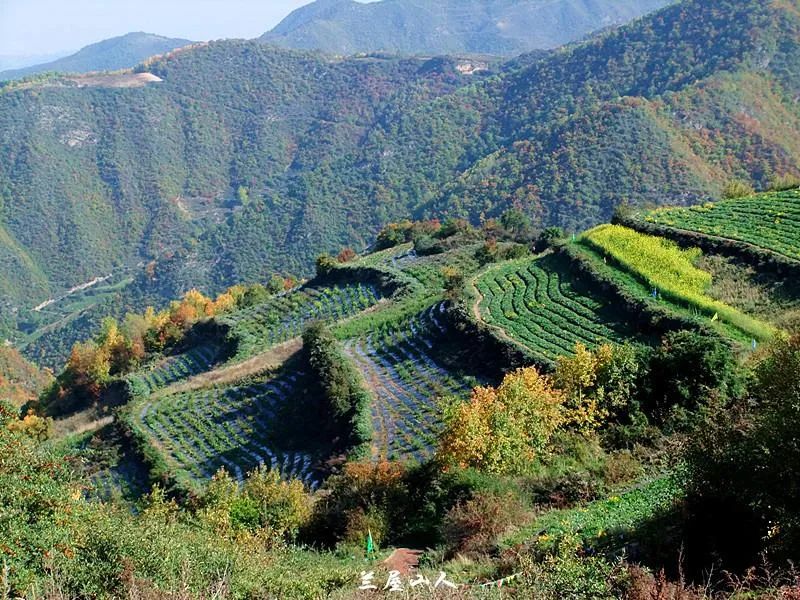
[343,303,480,463]
[502,475,683,552]
[474,253,634,364]
[640,189,800,262]
[137,368,324,488]
[221,283,382,360]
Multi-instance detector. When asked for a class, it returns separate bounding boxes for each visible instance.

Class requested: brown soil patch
[53,414,113,438]
[66,72,163,88]
[383,549,423,576]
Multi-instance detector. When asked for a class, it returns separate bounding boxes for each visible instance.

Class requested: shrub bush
[767,173,800,192]
[685,334,800,571]
[438,367,566,475]
[645,330,743,423]
[302,322,373,452]
[722,179,755,199]
[441,491,527,557]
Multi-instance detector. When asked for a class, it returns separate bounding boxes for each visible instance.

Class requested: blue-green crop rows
[344,303,478,463]
[137,371,321,488]
[222,284,382,360]
[475,254,633,363]
[87,464,148,503]
[130,343,224,395]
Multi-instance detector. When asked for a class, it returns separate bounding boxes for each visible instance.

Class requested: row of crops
[137,370,322,488]
[343,303,479,463]
[475,253,633,364]
[128,343,224,396]
[580,225,775,341]
[502,475,683,553]
[222,283,382,360]
[640,189,800,262]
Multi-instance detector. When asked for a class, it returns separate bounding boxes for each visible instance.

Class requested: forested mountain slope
[0,33,193,81]
[427,0,800,228]
[0,46,471,342]
[1,0,799,362]
[0,346,52,407]
[261,0,671,56]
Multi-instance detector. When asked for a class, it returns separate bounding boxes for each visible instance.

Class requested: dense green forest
[2,0,799,370]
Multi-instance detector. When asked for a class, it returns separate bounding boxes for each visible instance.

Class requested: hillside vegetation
[261,0,670,56]
[580,224,776,341]
[627,188,800,268]
[2,0,800,368]
[0,346,52,407]
[3,191,800,597]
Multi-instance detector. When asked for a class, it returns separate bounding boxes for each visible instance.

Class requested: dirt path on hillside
[383,549,423,575]
[153,338,303,397]
[469,274,486,324]
[343,341,387,461]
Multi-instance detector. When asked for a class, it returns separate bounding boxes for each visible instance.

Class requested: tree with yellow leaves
[554,343,610,432]
[554,343,641,433]
[438,367,565,475]
[7,409,52,442]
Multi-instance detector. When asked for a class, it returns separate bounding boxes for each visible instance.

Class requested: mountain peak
[0,32,193,81]
[261,0,673,56]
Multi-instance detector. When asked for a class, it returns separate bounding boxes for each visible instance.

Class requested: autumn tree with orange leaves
[41,286,256,414]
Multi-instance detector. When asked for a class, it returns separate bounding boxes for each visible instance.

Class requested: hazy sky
[0,0,348,56]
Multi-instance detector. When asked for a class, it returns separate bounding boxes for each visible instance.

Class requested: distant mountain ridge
[261,0,673,55]
[0,33,193,81]
[0,51,72,72]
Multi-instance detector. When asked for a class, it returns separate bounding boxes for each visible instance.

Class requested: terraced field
[222,283,382,360]
[137,369,323,488]
[343,303,479,462]
[474,253,633,364]
[62,425,151,503]
[580,225,775,341]
[354,243,415,268]
[640,189,800,262]
[128,343,224,396]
